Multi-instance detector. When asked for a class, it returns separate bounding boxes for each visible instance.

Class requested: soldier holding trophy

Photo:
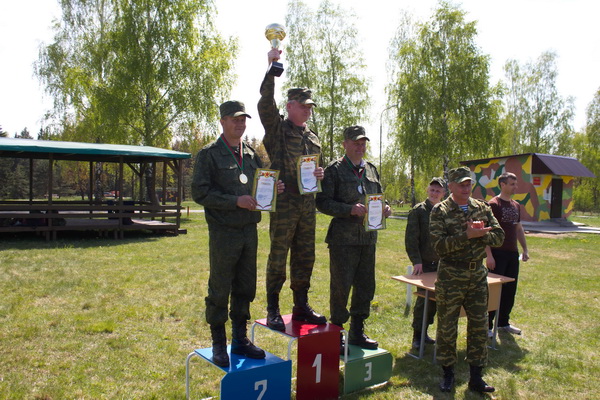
[257,23,328,331]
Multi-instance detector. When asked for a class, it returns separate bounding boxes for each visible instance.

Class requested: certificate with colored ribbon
[297,154,321,194]
[252,169,279,212]
[365,193,386,231]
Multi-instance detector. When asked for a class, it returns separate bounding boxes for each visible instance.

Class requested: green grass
[1,212,599,399]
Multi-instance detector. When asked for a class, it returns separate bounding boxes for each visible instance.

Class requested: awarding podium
[185,346,291,400]
[186,314,392,399]
[341,345,393,394]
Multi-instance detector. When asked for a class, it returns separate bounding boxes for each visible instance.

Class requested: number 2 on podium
[312,354,322,383]
[254,379,267,400]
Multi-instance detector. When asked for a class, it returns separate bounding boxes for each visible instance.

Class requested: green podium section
[341,345,393,394]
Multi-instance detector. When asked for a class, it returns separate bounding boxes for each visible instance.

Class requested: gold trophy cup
[265,23,286,77]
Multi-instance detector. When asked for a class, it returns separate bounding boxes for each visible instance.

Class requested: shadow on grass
[386,333,528,399]
[0,229,179,249]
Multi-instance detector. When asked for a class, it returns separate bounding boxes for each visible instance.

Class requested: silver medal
[358,185,363,194]
[239,173,248,184]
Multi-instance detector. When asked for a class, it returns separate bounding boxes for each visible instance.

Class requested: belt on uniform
[442,259,483,270]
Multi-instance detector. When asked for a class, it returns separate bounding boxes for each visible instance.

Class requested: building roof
[461,153,596,178]
[0,138,191,163]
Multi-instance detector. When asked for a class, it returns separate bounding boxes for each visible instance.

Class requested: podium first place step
[252,314,341,400]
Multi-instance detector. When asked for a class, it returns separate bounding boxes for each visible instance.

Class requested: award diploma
[252,169,279,212]
[365,193,386,231]
[297,154,321,194]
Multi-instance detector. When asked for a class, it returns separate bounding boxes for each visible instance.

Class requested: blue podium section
[186,346,291,400]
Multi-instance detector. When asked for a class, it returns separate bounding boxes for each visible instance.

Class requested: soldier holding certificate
[258,47,327,331]
[316,126,392,353]
[192,100,283,367]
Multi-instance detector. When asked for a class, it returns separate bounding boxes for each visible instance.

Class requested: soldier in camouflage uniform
[316,126,392,353]
[192,101,281,367]
[429,166,504,393]
[257,48,327,331]
[405,177,446,349]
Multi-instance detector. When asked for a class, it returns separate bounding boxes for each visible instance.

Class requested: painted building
[461,153,595,222]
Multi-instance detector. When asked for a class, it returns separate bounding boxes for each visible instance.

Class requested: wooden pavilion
[0,137,191,240]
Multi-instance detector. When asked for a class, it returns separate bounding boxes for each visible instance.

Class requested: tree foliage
[387,1,502,188]
[501,51,575,155]
[573,88,600,212]
[36,0,236,147]
[284,0,371,163]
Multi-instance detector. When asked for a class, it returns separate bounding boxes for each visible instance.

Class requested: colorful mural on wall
[463,154,573,222]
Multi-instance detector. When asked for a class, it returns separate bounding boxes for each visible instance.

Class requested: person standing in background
[486,172,529,337]
[405,177,446,349]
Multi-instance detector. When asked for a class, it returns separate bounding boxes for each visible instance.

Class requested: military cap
[287,87,317,106]
[220,100,251,119]
[448,166,473,183]
[343,125,370,141]
[429,177,446,187]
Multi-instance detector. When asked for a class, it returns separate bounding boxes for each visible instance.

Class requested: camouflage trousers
[328,244,376,326]
[412,261,438,331]
[266,192,316,295]
[435,261,489,367]
[205,224,257,326]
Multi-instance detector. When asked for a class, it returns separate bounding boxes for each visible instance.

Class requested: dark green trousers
[412,261,438,331]
[328,244,376,325]
[205,224,257,326]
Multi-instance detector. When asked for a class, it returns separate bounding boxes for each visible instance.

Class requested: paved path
[521,220,600,234]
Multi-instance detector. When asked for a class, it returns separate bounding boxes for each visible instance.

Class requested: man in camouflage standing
[257,48,327,331]
[405,177,446,349]
[316,126,391,353]
[430,166,504,393]
[192,101,276,367]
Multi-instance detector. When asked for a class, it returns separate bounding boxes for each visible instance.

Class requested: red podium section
[252,314,341,400]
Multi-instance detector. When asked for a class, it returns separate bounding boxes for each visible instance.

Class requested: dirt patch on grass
[525,232,579,238]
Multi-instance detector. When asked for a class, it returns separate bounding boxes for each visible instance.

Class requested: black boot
[468,365,495,393]
[348,317,378,349]
[266,293,285,331]
[412,328,436,349]
[439,365,455,392]
[292,289,327,324]
[210,325,229,367]
[231,320,266,359]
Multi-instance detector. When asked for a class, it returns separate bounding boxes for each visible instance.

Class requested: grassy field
[1,209,599,399]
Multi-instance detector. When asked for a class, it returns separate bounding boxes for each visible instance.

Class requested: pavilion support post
[48,154,54,240]
[176,159,183,230]
[161,161,167,222]
[29,158,34,204]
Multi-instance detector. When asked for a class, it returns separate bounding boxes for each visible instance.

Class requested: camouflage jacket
[191,138,262,230]
[405,199,439,265]
[430,196,504,262]
[257,74,321,192]
[316,157,382,245]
